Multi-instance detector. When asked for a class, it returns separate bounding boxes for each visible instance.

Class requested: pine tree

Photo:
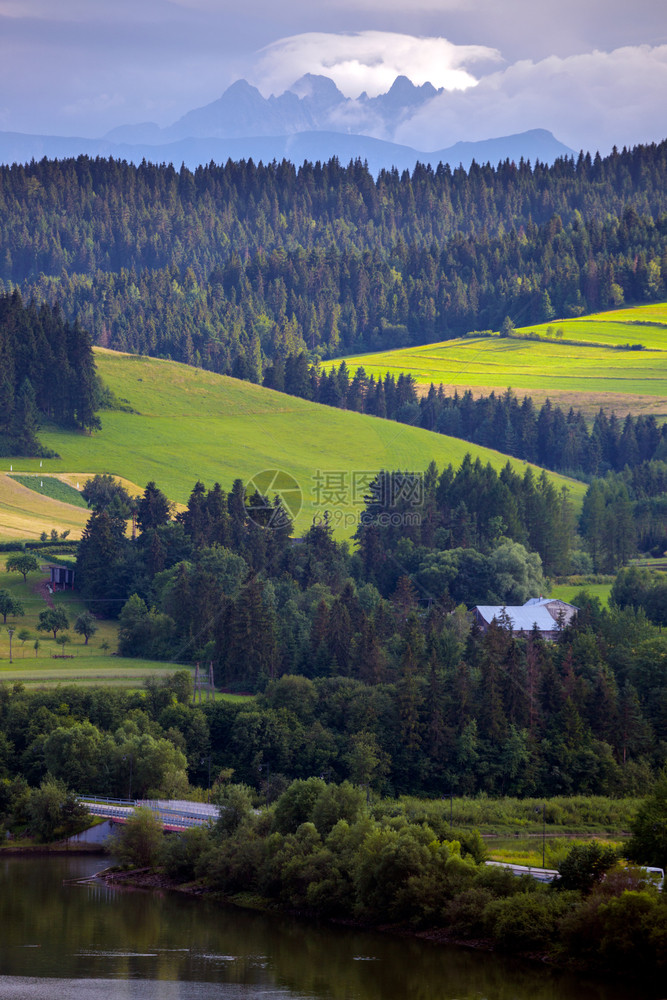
[11,377,40,454]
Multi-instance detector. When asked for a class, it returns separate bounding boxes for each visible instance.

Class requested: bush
[484,889,577,952]
[557,842,618,892]
[161,825,211,880]
[442,886,495,938]
[110,806,164,867]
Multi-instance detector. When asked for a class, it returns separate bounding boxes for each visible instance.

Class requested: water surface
[0,855,655,1000]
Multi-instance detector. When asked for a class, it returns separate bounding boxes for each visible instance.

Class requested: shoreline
[93,865,652,990]
[0,842,107,856]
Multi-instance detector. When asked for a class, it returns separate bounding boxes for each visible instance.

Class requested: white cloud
[395,44,667,154]
[250,31,501,98]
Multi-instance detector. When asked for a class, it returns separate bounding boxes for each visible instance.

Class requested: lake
[0,855,656,999]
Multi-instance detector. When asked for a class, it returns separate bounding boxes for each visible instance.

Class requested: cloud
[250,31,501,98]
[395,44,667,154]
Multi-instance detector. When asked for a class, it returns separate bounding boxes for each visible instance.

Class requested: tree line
[264,354,667,480]
[111,777,667,982]
[0,290,102,455]
[0,147,666,375]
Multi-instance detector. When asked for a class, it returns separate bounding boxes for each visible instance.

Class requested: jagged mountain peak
[386,75,438,99]
[288,74,346,106]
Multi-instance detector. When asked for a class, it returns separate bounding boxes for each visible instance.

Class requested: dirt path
[32,570,54,609]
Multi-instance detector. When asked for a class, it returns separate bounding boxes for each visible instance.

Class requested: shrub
[161,825,211,880]
[484,889,577,952]
[557,842,618,892]
[110,806,163,868]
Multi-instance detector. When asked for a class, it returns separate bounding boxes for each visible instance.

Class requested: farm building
[49,565,75,590]
[472,597,578,640]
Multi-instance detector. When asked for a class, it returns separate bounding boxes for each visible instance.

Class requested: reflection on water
[0,855,655,1000]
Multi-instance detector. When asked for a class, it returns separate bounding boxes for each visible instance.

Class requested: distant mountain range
[0,75,575,174]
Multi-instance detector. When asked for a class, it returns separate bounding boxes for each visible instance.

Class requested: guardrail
[485,860,559,883]
[78,795,219,830]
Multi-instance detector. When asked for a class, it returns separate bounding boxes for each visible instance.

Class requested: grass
[0,563,190,689]
[0,473,91,541]
[327,302,667,420]
[519,307,667,351]
[8,475,89,508]
[0,349,586,541]
[329,337,667,405]
[398,794,640,834]
[551,582,613,607]
[486,836,624,868]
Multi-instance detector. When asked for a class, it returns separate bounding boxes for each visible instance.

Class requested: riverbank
[3,853,643,1000]
[0,841,106,855]
[94,863,665,990]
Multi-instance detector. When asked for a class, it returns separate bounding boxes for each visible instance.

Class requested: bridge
[80,796,219,832]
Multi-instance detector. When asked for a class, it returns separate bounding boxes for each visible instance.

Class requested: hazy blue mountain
[0,73,575,173]
[101,75,448,145]
[0,127,575,176]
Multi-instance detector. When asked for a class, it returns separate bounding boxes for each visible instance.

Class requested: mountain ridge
[0,74,575,173]
[0,126,574,176]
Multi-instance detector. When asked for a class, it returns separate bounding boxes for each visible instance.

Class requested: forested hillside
[1,144,667,374]
[54,466,663,798]
[0,291,101,455]
[265,357,667,476]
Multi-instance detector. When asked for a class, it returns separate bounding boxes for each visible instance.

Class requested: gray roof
[476,605,560,632]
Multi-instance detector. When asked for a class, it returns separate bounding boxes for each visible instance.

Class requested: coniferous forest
[54,468,665,800]
[1,144,666,375]
[0,291,101,454]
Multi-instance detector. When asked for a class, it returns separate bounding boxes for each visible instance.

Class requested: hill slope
[1,350,586,539]
[328,303,667,420]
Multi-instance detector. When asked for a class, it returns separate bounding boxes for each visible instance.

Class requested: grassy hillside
[0,474,92,541]
[0,349,586,542]
[328,303,667,420]
[525,305,667,351]
[0,472,147,542]
[0,561,180,688]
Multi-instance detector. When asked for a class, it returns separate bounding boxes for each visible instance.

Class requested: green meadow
[328,302,667,419]
[550,582,613,607]
[0,561,181,688]
[8,475,89,508]
[518,303,667,350]
[330,337,666,397]
[0,473,92,541]
[1,349,586,541]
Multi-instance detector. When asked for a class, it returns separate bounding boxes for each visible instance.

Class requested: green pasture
[330,337,667,399]
[550,582,612,608]
[0,562,190,689]
[1,350,586,540]
[329,301,667,419]
[0,473,91,541]
[522,321,665,350]
[8,475,89,508]
[518,302,667,351]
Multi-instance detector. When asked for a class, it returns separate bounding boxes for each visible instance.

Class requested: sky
[0,0,665,154]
